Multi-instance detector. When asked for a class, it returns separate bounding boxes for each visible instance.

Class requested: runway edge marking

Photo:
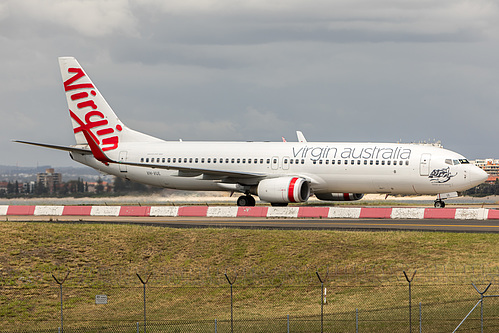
[0,205,497,220]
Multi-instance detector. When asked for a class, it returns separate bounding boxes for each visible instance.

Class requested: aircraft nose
[469,166,488,186]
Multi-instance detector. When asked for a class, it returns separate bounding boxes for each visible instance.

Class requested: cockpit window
[459,159,470,164]
[453,159,460,165]
[445,159,452,165]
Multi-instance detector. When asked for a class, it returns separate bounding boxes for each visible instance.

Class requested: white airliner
[16,57,488,208]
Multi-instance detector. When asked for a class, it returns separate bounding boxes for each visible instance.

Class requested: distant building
[0,181,7,194]
[472,159,499,175]
[37,168,62,193]
[471,159,499,184]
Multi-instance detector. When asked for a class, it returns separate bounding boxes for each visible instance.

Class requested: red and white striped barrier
[0,205,496,220]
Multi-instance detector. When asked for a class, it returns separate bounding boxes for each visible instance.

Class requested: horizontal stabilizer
[13,140,91,154]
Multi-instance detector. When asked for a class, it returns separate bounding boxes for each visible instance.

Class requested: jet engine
[256,177,310,204]
[315,193,364,201]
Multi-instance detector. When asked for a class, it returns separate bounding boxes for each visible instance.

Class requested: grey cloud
[3,0,499,167]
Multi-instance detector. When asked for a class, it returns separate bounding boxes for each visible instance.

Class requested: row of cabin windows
[311,159,410,166]
[139,157,409,166]
[139,157,289,164]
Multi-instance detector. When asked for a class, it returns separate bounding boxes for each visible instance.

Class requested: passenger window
[213,158,216,163]
[231,158,235,163]
[290,159,293,164]
[338,160,341,165]
[405,161,409,165]
[357,160,361,165]
[189,158,193,163]
[141,158,144,162]
[370,160,373,165]
[381,161,385,165]
[364,160,367,165]
[325,160,329,165]
[301,159,305,164]
[242,159,246,163]
[146,158,149,162]
[273,159,277,164]
[387,160,391,165]
[184,158,187,163]
[237,159,241,163]
[173,158,176,163]
[248,159,252,164]
[318,160,322,164]
[201,158,205,163]
[313,160,317,164]
[261,159,264,164]
[226,158,229,163]
[351,160,354,165]
[162,158,165,163]
[393,161,397,165]
[167,158,171,163]
[207,158,211,163]
[376,160,379,165]
[220,158,223,163]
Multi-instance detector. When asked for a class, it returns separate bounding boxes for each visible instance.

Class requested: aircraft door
[119,151,128,173]
[420,153,431,176]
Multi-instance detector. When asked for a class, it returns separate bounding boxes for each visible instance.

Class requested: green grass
[0,222,498,331]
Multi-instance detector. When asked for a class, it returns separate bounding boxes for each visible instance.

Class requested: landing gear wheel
[237,195,255,207]
[434,200,445,208]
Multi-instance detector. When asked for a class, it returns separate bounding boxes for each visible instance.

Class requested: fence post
[356,308,359,333]
[419,302,422,333]
[316,270,328,333]
[224,272,237,333]
[403,270,417,333]
[472,282,491,333]
[52,271,69,333]
[137,273,152,333]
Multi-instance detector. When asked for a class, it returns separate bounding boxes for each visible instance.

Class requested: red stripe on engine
[343,193,350,201]
[288,177,298,203]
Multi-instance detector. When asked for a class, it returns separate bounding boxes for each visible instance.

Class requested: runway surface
[3,215,499,233]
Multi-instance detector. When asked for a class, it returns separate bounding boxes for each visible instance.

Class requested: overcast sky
[2,0,499,167]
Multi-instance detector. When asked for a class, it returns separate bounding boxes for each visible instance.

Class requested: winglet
[296,131,307,143]
[81,129,113,165]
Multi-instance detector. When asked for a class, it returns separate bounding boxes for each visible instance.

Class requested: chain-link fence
[1,265,499,332]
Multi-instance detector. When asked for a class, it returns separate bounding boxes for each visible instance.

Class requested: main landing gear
[237,195,256,207]
[434,199,445,208]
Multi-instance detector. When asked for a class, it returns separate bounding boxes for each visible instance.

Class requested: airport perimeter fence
[1,265,499,332]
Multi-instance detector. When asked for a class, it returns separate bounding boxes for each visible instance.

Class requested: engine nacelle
[256,177,310,204]
[315,193,364,201]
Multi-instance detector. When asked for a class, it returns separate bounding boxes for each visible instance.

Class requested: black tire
[434,200,445,208]
[237,196,249,206]
[237,195,256,207]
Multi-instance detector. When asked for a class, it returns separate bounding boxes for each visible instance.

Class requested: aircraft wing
[116,160,266,179]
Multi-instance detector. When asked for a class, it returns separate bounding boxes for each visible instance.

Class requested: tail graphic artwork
[59,57,124,151]
[58,57,162,153]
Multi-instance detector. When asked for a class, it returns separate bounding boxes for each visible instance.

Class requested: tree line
[0,177,160,198]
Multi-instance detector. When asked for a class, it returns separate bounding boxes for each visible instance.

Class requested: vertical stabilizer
[58,57,162,151]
